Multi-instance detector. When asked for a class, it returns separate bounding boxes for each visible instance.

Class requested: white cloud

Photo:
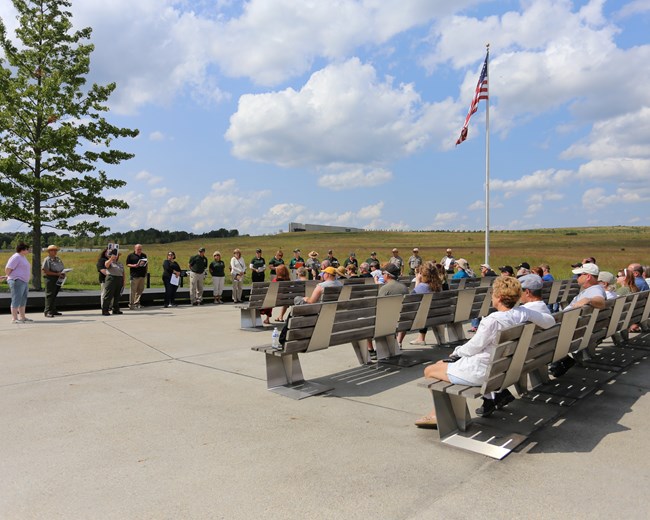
[134,170,162,185]
[149,131,166,141]
[226,58,451,171]
[151,187,171,198]
[491,169,572,193]
[577,158,650,183]
[317,167,393,191]
[431,212,459,228]
[582,186,650,208]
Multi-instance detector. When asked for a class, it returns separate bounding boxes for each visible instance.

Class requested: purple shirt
[6,253,30,282]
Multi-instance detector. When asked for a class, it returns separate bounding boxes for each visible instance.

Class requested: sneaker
[102,311,110,316]
[409,339,426,346]
[44,313,55,318]
[12,319,24,324]
[475,397,496,417]
[549,356,575,378]
[52,312,63,316]
[21,318,34,322]
[468,326,478,333]
[494,389,515,409]
[192,302,198,306]
[368,349,377,360]
[113,310,124,315]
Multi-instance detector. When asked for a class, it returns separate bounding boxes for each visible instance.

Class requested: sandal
[275,318,284,322]
[414,415,438,429]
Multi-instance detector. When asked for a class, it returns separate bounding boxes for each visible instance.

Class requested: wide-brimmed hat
[322,266,337,276]
[383,263,400,278]
[308,251,318,257]
[47,244,59,251]
[456,258,470,270]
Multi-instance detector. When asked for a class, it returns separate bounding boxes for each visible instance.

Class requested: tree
[0,0,138,289]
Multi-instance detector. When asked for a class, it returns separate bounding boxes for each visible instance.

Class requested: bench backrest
[321,283,379,302]
[284,295,405,354]
[481,322,536,395]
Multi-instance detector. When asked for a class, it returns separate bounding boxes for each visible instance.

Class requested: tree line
[0,228,240,250]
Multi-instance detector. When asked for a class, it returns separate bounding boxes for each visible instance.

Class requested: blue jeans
[8,278,29,308]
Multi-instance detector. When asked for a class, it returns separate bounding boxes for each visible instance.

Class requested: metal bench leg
[351,340,370,364]
[435,324,460,345]
[266,352,304,388]
[240,308,262,329]
[431,390,470,439]
[264,352,334,399]
[375,335,398,359]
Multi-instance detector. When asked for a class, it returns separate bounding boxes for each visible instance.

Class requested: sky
[1,0,650,236]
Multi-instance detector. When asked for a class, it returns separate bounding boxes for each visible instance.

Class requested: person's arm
[569,296,606,310]
[452,317,499,358]
[303,284,323,304]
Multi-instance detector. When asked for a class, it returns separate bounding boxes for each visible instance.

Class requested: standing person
[41,244,65,318]
[126,244,147,310]
[442,248,455,273]
[305,251,320,280]
[288,249,305,279]
[188,247,208,305]
[343,252,358,268]
[408,248,423,276]
[209,251,226,304]
[5,242,32,323]
[326,250,340,268]
[249,249,266,283]
[102,249,125,316]
[365,251,379,265]
[388,248,404,276]
[96,248,109,308]
[268,250,284,277]
[162,251,181,308]
[230,249,246,303]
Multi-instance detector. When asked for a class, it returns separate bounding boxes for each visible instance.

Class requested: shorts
[8,278,29,308]
[448,372,477,386]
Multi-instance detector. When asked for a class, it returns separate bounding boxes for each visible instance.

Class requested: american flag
[456,52,489,145]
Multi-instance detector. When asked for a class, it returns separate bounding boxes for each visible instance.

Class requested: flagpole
[484,43,490,266]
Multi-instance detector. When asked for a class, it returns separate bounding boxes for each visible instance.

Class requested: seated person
[415,276,556,428]
[299,267,342,304]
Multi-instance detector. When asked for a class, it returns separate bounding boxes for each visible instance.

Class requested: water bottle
[271,327,280,349]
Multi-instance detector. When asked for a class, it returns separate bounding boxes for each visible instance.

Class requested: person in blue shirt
[628,263,649,291]
[451,258,473,279]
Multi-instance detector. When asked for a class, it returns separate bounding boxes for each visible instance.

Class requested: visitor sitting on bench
[415,276,556,428]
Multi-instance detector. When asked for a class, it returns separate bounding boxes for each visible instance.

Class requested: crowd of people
[3,244,649,328]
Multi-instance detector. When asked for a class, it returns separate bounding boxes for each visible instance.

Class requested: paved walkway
[1,305,649,519]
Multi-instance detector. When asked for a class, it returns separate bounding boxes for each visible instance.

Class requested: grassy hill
[2,226,648,289]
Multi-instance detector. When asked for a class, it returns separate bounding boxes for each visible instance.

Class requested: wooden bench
[419,321,540,459]
[251,294,405,399]
[239,280,315,329]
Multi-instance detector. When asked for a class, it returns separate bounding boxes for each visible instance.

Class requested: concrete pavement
[1,304,649,519]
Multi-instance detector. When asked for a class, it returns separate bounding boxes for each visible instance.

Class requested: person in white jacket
[230,249,246,303]
[415,276,556,428]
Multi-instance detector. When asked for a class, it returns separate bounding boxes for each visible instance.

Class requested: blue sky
[2,0,649,235]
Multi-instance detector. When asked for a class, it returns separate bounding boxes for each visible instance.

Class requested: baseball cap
[572,263,600,276]
[370,251,377,255]
[322,266,337,275]
[516,262,530,270]
[392,248,398,252]
[198,247,205,252]
[480,263,491,269]
[256,248,262,253]
[499,265,514,276]
[519,274,543,291]
[383,263,400,278]
[598,271,615,285]
[413,248,419,252]
[293,249,300,253]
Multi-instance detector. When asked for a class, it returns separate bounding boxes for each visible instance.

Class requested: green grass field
[1,226,648,290]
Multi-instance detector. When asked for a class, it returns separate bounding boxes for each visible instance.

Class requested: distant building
[288,222,365,233]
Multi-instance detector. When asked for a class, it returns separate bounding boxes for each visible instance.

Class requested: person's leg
[196,274,204,303]
[216,277,224,302]
[133,277,144,307]
[170,283,179,305]
[163,279,171,306]
[44,276,56,315]
[129,277,136,309]
[112,277,124,313]
[100,281,105,308]
[279,305,288,320]
[18,280,29,320]
[416,361,453,426]
[103,277,115,314]
[189,273,197,304]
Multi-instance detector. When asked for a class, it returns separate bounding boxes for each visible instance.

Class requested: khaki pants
[190,272,205,304]
[130,276,145,308]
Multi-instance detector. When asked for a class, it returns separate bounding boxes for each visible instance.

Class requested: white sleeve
[516,306,556,329]
[452,316,500,358]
